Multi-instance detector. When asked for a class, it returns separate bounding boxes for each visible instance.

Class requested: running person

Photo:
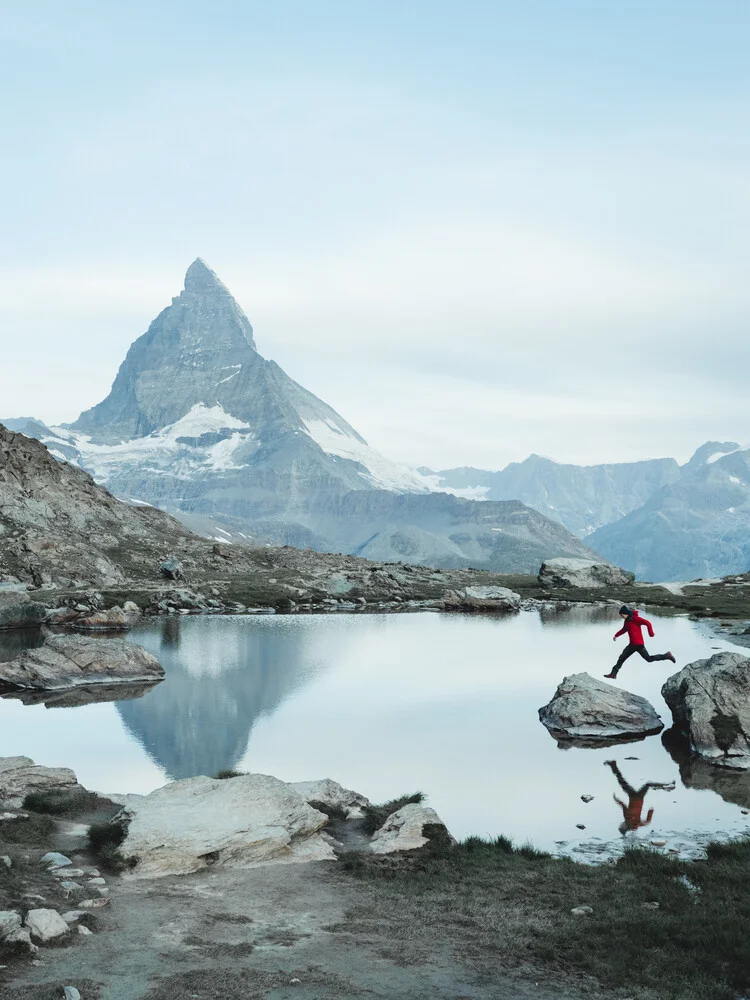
[604,606,675,679]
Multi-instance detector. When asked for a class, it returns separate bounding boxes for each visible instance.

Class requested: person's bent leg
[606,644,637,678]
[637,647,674,663]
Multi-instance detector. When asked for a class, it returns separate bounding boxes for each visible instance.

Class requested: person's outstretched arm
[613,624,626,639]
[634,612,655,637]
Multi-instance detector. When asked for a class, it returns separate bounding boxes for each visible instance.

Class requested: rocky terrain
[4,259,598,573]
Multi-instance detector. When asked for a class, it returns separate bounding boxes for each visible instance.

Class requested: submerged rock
[538,558,634,589]
[538,672,663,744]
[113,773,334,878]
[0,634,164,691]
[662,651,750,769]
[442,586,521,611]
[370,803,454,855]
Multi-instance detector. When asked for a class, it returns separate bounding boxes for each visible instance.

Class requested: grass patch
[338,835,750,1000]
[22,788,107,817]
[88,818,136,874]
[0,813,55,846]
[214,769,246,780]
[361,792,424,836]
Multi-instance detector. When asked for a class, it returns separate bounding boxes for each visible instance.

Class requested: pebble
[570,906,593,916]
[86,877,106,886]
[0,856,11,867]
[63,988,82,1000]
[78,925,93,937]
[641,901,660,910]
[53,868,85,879]
[79,898,109,909]
[576,824,586,830]
[742,810,749,816]
[580,795,594,803]
[650,840,667,848]
[62,911,87,924]
[290,979,301,986]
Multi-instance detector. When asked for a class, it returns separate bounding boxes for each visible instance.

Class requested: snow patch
[301,418,431,492]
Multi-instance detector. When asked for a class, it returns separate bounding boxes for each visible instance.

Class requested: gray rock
[114,773,334,878]
[570,905,593,916]
[69,607,130,631]
[0,911,22,940]
[24,908,70,942]
[0,590,46,630]
[290,778,371,819]
[0,635,164,690]
[160,559,183,580]
[662,651,750,768]
[0,760,79,810]
[370,803,454,855]
[1,856,11,867]
[63,988,82,999]
[442,586,521,611]
[538,558,634,588]
[2,926,37,954]
[538,672,663,743]
[40,852,73,868]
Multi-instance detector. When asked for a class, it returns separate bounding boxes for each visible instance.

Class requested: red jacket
[614,610,654,646]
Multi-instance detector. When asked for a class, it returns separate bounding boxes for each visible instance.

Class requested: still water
[1,608,748,853]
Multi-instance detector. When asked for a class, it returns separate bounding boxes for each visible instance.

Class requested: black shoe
[666,651,676,663]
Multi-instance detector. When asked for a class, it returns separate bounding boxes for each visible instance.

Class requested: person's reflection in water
[605,760,675,834]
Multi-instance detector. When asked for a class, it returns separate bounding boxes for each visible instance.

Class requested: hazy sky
[1,1,748,469]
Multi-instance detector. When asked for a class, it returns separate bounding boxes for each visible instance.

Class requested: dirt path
[1,860,602,1000]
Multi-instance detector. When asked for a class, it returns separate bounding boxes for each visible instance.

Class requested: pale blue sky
[1,1,749,468]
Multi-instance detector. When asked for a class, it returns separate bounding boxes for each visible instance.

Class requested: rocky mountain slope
[589,443,750,581]
[425,454,682,536]
[5,259,596,572]
[0,421,579,604]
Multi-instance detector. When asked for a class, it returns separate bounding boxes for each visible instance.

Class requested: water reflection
[3,682,160,709]
[605,759,675,833]
[663,729,750,810]
[116,617,322,780]
[0,627,45,663]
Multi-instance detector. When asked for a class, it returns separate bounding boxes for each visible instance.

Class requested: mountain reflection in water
[116,616,322,779]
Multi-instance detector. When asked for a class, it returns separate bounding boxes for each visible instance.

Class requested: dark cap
[619,605,632,615]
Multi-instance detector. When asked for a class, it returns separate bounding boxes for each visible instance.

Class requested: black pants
[612,643,671,676]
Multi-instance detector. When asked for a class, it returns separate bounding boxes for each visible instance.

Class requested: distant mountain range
[4,260,593,575]
[6,259,747,582]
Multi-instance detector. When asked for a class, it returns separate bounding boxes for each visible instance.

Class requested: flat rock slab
[662,651,750,768]
[116,773,334,878]
[443,586,521,611]
[0,634,164,690]
[539,672,663,743]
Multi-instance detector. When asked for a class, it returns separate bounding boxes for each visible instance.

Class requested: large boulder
[442,586,521,611]
[0,634,164,690]
[0,756,80,809]
[291,778,371,818]
[370,803,454,854]
[538,672,663,744]
[662,652,750,769]
[113,773,334,878]
[0,590,46,631]
[538,558,635,589]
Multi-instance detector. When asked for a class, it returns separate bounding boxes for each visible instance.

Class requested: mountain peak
[184,257,229,295]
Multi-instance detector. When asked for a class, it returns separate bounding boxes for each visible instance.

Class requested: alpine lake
[1,606,748,860]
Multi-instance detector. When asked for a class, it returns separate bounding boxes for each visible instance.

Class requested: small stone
[86,877,106,886]
[96,887,110,897]
[3,926,38,955]
[650,840,667,848]
[61,911,87,924]
[576,824,586,830]
[0,911,22,939]
[63,988,82,1000]
[22,893,47,903]
[580,795,594,803]
[742,810,749,816]
[0,856,11,867]
[41,852,72,868]
[59,880,83,896]
[53,868,85,879]
[83,868,100,877]
[642,901,660,910]
[78,925,93,937]
[78,898,109,909]
[290,979,302,985]
[570,906,593,916]
[25,908,70,942]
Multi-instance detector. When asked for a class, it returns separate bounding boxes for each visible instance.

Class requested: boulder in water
[662,651,750,769]
[0,590,46,631]
[443,586,521,611]
[538,672,663,744]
